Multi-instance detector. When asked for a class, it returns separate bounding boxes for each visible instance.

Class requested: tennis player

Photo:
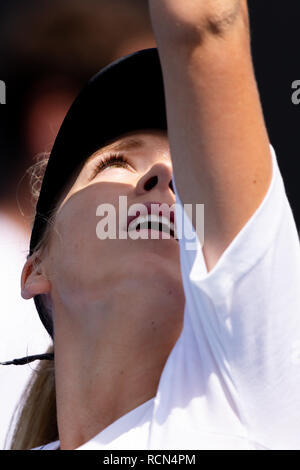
[3,0,300,449]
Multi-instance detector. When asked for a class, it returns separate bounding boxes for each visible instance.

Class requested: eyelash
[90,153,131,179]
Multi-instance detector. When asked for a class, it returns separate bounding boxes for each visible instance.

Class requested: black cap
[28,47,167,337]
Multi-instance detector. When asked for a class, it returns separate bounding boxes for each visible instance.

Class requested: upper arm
[152,3,273,272]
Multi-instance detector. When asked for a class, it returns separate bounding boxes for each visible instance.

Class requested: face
[41,129,185,341]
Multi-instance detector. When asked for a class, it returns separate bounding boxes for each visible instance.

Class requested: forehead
[86,129,169,164]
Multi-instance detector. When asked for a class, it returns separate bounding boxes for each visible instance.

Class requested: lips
[127,201,176,239]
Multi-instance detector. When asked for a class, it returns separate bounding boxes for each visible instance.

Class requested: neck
[54,282,184,450]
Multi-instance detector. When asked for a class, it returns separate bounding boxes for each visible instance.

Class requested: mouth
[128,214,176,239]
[127,202,178,241]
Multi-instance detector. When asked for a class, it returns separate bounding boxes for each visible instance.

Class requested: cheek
[45,186,123,293]
[47,201,100,286]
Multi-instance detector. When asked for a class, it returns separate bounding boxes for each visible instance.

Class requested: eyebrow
[86,137,146,164]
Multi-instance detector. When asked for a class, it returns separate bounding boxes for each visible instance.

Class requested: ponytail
[7,345,58,450]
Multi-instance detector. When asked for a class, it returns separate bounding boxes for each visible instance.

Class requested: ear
[21,254,51,300]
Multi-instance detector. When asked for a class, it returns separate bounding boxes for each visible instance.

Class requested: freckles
[72,241,81,256]
[70,237,85,259]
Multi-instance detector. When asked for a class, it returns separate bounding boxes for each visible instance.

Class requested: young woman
[4,0,300,450]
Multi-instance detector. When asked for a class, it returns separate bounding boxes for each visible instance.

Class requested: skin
[21,129,185,450]
[22,0,273,450]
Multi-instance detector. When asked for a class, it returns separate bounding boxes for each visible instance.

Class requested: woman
[4,0,300,450]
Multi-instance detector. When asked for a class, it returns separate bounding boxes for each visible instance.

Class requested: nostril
[144,175,158,191]
[169,180,174,193]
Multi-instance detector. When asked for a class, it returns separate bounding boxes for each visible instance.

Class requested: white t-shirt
[33,145,300,450]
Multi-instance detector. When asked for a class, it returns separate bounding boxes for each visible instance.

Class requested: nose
[135,162,175,196]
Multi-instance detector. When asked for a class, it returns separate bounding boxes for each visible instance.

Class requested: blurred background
[0,0,299,449]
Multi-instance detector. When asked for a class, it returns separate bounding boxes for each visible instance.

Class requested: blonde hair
[7,153,59,450]
[8,345,58,450]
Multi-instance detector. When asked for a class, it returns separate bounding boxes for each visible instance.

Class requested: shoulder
[175,144,299,299]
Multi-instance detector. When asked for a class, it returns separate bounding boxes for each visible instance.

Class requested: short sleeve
[172,145,300,449]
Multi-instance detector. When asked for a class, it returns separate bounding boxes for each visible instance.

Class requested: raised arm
[149,0,272,271]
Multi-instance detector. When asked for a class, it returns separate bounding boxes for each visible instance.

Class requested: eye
[89,153,131,180]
